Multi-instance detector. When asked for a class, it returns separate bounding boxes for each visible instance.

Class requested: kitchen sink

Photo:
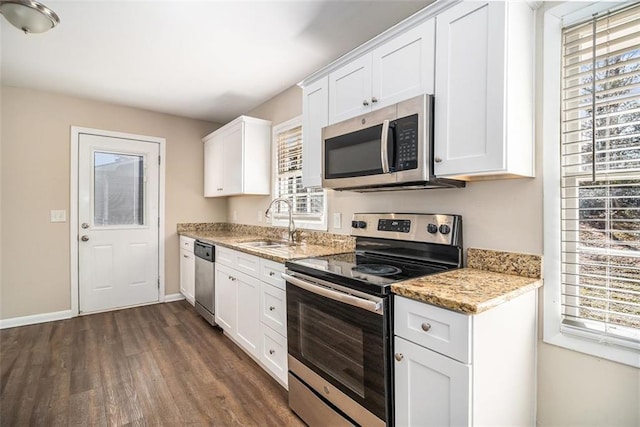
[238,240,296,249]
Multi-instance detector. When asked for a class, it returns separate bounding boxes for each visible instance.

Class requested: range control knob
[439,224,451,235]
[351,220,358,228]
[357,221,367,229]
[427,223,438,234]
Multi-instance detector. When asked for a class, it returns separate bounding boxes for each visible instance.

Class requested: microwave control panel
[394,114,419,171]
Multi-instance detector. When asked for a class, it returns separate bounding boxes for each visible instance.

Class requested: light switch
[50,210,66,223]
[333,213,342,230]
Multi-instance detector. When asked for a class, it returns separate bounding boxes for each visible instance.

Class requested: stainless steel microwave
[321,94,464,192]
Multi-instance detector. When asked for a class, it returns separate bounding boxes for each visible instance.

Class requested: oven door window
[324,124,393,179]
[287,282,386,420]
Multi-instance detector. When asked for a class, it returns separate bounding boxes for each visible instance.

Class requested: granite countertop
[178,223,542,315]
[391,248,543,314]
[178,223,354,263]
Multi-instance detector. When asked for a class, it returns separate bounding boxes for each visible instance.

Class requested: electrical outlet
[232,210,238,221]
[333,212,342,229]
[258,210,263,222]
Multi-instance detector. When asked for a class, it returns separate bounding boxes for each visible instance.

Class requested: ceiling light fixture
[0,0,59,34]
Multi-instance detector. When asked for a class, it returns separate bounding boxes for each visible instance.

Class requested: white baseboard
[0,310,73,330]
[165,293,186,303]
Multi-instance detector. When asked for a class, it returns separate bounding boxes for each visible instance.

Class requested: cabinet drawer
[236,252,260,277]
[215,246,235,267]
[394,296,471,364]
[180,236,195,253]
[260,324,288,386]
[260,282,286,336]
[259,259,286,290]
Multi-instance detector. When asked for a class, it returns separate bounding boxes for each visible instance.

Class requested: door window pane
[94,152,144,226]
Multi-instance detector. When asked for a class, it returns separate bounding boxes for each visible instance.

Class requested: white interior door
[78,133,160,313]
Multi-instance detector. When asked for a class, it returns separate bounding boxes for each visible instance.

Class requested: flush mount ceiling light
[0,0,59,34]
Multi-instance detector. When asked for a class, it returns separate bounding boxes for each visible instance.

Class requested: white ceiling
[1,0,432,123]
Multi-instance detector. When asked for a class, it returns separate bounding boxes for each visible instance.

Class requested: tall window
[272,117,326,230]
[559,4,640,352]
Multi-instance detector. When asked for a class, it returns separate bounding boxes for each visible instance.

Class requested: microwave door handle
[282,273,383,315]
[381,119,390,173]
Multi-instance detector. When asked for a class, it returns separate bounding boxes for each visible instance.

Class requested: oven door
[284,272,390,426]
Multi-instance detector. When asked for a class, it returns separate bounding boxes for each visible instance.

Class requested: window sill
[544,329,640,368]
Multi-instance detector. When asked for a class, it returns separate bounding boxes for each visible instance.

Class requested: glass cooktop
[287,252,451,294]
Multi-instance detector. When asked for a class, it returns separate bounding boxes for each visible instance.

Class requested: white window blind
[274,122,325,224]
[561,3,640,347]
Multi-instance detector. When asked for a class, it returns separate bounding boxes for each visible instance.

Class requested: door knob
[434,157,443,163]
[394,353,404,362]
[362,100,369,106]
[371,97,378,103]
[81,235,89,242]
[81,222,89,229]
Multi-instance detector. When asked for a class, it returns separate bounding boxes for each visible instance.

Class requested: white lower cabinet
[214,246,288,388]
[395,336,470,426]
[214,263,238,334]
[394,292,537,426]
[179,236,195,304]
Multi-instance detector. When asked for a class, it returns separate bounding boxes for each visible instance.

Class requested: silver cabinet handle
[395,353,404,362]
[183,254,188,258]
[228,275,236,281]
[81,222,89,229]
[81,235,89,242]
[421,322,431,332]
[434,157,443,163]
[217,188,223,191]
[269,306,276,311]
[269,349,275,355]
[371,97,378,103]
[269,271,275,276]
[362,100,369,106]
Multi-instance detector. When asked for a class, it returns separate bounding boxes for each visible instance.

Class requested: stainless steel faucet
[265,197,296,244]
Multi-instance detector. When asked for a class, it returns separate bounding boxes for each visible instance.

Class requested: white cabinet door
[302,76,328,188]
[204,135,224,197]
[221,121,244,196]
[371,19,435,110]
[394,336,471,427]
[179,248,195,305]
[434,1,535,179]
[329,54,372,124]
[214,264,237,334]
[236,272,261,358]
[434,2,505,176]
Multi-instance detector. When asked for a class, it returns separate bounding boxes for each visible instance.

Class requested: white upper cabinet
[433,1,535,180]
[302,76,328,188]
[328,18,435,125]
[203,116,272,197]
[371,18,435,110]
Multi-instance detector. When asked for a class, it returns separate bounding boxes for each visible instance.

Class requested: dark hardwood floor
[0,301,305,426]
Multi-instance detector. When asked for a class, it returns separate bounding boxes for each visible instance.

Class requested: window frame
[270,116,327,231]
[542,1,640,368]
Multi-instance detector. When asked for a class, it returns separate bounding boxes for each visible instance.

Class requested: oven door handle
[283,273,383,315]
[380,119,390,174]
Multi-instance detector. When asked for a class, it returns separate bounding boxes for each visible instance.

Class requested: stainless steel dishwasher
[194,240,215,326]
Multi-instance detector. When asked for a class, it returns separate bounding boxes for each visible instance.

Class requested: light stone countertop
[178,224,354,263]
[391,268,542,314]
[179,224,543,315]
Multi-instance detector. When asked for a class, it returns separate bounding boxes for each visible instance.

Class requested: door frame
[70,126,167,316]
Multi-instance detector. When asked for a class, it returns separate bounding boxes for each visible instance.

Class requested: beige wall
[0,86,227,319]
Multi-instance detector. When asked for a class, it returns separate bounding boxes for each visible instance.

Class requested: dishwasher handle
[282,273,383,315]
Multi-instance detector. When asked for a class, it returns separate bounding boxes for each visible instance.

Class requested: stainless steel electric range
[284,213,463,426]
